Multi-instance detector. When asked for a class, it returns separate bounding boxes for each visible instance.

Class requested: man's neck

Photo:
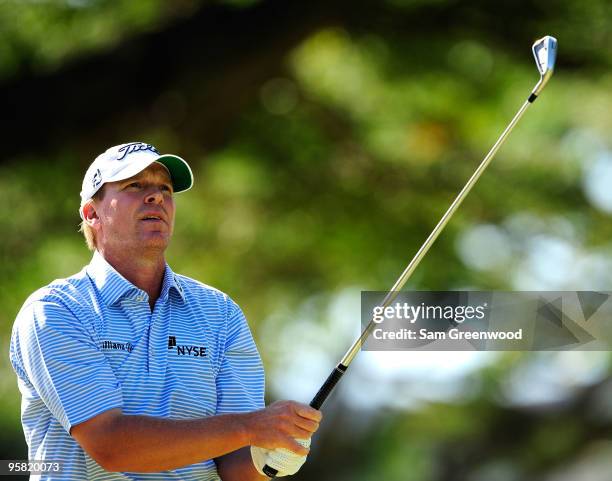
[99,249,166,309]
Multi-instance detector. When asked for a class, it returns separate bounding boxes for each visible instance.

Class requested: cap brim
[156,154,194,193]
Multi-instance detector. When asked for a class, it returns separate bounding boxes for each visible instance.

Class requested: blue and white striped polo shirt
[10,251,265,480]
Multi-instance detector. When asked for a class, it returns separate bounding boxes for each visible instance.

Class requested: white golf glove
[251,438,311,477]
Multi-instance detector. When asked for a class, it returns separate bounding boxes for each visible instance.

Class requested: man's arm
[71,400,321,473]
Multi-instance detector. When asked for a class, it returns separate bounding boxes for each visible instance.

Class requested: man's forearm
[75,411,251,472]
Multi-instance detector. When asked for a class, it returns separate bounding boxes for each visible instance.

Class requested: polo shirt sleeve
[10,297,123,433]
[215,300,265,414]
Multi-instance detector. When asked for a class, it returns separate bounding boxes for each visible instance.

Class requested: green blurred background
[1,0,612,479]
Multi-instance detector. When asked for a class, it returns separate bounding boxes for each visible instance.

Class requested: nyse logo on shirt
[168,335,207,358]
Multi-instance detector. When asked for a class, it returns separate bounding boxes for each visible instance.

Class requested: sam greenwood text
[373,328,523,341]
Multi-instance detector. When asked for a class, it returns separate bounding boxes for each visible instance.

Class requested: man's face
[89,163,176,256]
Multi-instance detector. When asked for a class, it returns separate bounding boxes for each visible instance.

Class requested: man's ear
[81,202,100,228]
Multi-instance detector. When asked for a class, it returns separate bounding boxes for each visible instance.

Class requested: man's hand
[242,401,322,455]
[242,401,322,477]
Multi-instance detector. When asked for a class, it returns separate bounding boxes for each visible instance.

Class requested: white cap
[80,142,193,216]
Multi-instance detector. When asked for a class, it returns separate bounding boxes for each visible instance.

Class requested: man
[10,142,321,480]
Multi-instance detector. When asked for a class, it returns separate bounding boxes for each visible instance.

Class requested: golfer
[10,142,320,480]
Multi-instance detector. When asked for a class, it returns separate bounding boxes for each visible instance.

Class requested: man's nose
[145,188,164,204]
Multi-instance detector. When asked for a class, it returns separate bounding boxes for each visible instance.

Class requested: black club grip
[261,364,348,478]
[309,364,347,409]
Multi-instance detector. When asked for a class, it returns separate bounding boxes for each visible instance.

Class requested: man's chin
[140,233,171,250]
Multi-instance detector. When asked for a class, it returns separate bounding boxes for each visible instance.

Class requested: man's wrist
[231,412,253,448]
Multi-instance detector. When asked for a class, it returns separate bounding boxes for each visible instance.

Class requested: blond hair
[79,187,104,251]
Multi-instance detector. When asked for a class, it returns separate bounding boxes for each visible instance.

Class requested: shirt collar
[86,250,186,306]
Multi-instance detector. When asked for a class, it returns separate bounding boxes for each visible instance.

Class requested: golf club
[262,35,557,478]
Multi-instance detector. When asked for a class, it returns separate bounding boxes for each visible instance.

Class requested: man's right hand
[242,400,322,455]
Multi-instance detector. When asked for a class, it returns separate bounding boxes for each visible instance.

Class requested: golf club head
[531,35,557,96]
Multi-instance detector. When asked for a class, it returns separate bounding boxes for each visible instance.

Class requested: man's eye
[126,182,141,189]
[161,185,172,192]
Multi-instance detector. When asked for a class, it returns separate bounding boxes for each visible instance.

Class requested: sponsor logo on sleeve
[100,340,134,352]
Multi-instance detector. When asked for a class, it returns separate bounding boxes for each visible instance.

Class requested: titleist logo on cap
[116,142,160,161]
